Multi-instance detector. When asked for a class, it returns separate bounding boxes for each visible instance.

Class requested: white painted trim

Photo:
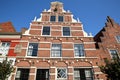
[68,73,73,75]
[84,48,97,50]
[0,35,21,38]
[94,72,103,74]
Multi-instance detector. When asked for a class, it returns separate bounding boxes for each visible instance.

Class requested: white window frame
[51,43,62,58]
[109,49,119,59]
[62,27,71,36]
[42,26,51,36]
[74,44,85,57]
[56,68,67,80]
[115,35,120,43]
[27,42,38,57]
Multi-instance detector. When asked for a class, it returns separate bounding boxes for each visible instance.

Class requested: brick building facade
[0,1,120,80]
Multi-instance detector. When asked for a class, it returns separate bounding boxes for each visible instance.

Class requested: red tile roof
[0,22,16,32]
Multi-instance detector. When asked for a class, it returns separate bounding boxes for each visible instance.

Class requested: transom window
[42,26,50,35]
[58,16,63,22]
[74,69,93,80]
[116,35,120,43]
[15,68,30,80]
[27,43,38,56]
[36,69,49,80]
[74,44,85,57]
[109,50,119,59]
[63,27,70,36]
[51,44,61,57]
[50,16,56,22]
[57,68,67,79]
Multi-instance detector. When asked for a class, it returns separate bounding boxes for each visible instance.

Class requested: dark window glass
[58,16,63,22]
[74,69,93,80]
[42,27,50,35]
[63,27,70,36]
[27,43,38,56]
[15,68,30,80]
[50,16,56,22]
[36,69,49,80]
[74,44,85,57]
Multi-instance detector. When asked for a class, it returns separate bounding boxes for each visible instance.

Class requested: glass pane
[57,68,67,79]
[50,16,56,21]
[63,27,70,36]
[58,16,63,22]
[42,27,50,35]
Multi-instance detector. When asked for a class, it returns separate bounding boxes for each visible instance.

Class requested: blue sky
[0,0,120,36]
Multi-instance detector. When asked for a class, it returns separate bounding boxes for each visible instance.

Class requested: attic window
[50,16,56,22]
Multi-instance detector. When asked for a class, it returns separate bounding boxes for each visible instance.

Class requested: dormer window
[50,16,56,22]
[58,16,63,22]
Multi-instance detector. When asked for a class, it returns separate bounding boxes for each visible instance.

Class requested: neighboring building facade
[1,1,120,80]
[0,22,21,80]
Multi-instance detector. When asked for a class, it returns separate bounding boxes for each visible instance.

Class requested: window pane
[110,50,119,58]
[51,44,61,57]
[116,35,120,43]
[15,68,30,80]
[42,27,50,35]
[57,68,67,79]
[58,16,63,22]
[63,27,70,36]
[27,43,38,56]
[50,16,56,21]
[74,44,85,57]
[36,69,49,80]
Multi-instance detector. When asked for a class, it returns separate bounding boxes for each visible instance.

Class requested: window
[63,27,70,36]
[51,44,61,57]
[74,69,93,80]
[42,27,50,35]
[0,42,10,56]
[74,44,85,57]
[36,69,49,80]
[109,50,119,59]
[58,16,63,22]
[27,43,38,56]
[50,16,56,22]
[57,68,67,79]
[116,35,120,43]
[15,68,30,80]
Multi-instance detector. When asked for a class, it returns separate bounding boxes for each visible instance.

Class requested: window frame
[109,49,119,59]
[58,16,64,22]
[36,69,49,80]
[27,43,38,57]
[115,35,120,43]
[56,68,67,80]
[42,26,50,36]
[74,68,93,80]
[74,44,85,57]
[63,27,70,36]
[50,15,56,22]
[15,68,30,80]
[51,43,62,57]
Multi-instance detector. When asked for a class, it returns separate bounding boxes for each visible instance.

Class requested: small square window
[58,16,63,22]
[116,35,120,43]
[57,68,67,79]
[63,27,70,36]
[42,27,50,35]
[50,16,56,22]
